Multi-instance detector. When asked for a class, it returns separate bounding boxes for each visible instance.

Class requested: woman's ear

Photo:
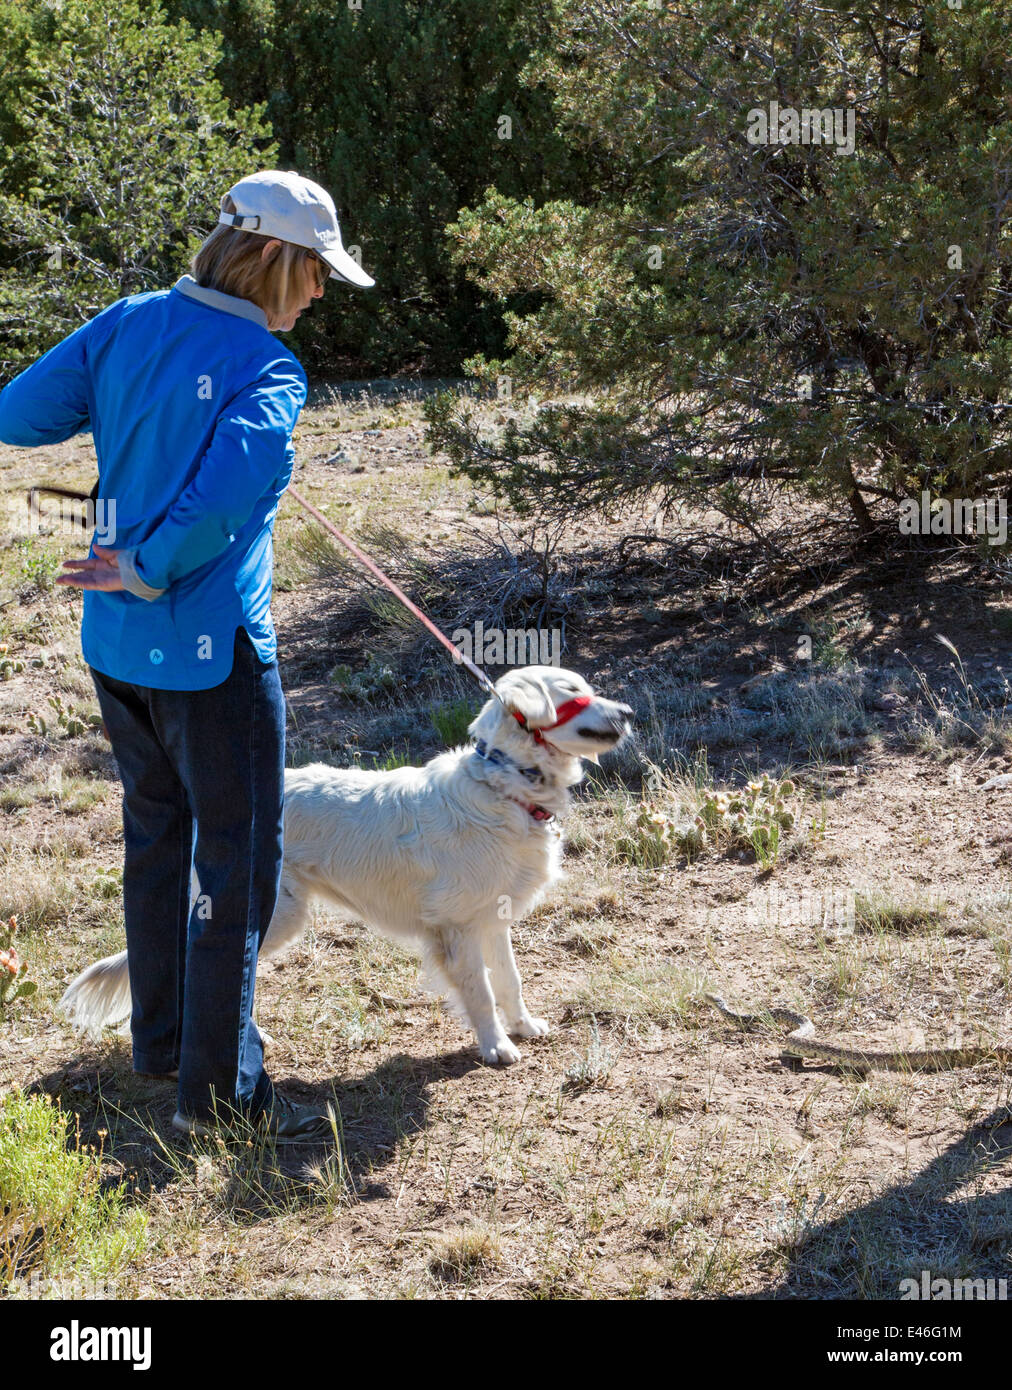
[260,238,282,266]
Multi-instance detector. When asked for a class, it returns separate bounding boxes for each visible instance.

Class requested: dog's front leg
[483,924,550,1040]
[440,926,521,1065]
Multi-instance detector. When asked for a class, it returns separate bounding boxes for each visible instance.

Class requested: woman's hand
[56,544,125,591]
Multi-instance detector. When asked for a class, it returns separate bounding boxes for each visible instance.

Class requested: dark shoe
[171,1109,213,1138]
[172,1094,332,1143]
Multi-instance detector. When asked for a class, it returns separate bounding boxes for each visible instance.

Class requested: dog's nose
[608,704,633,732]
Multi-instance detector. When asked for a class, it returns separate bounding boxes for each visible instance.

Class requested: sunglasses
[306,251,331,287]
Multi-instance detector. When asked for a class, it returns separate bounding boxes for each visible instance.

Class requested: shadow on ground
[752,1101,1012,1299]
[28,1044,483,1221]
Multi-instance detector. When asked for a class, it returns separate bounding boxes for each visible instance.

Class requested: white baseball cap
[218,169,375,288]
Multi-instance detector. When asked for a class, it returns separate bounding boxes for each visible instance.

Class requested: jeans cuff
[133,1053,178,1074]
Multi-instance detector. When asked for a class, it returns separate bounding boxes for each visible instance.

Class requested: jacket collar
[172,274,269,330]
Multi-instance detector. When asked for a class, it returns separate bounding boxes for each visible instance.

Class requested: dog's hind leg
[252,873,314,1049]
[483,924,550,1040]
[435,925,521,1066]
[261,870,312,959]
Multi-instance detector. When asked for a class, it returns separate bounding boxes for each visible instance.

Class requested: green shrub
[327,654,396,703]
[430,698,474,747]
[27,694,104,739]
[0,1091,146,1289]
[17,539,61,595]
[614,804,707,868]
[698,775,797,864]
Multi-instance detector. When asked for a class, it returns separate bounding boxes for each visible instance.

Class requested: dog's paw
[511,1015,550,1039]
[481,1038,522,1066]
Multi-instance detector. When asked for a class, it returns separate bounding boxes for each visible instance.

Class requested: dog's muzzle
[577,702,633,743]
[513,695,594,745]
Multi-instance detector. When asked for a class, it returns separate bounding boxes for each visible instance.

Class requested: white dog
[61,666,632,1065]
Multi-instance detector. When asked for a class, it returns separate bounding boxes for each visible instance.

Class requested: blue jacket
[0,275,308,689]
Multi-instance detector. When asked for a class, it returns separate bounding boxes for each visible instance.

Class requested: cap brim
[320,247,375,288]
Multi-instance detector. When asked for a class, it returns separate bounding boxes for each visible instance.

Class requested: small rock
[873,692,905,713]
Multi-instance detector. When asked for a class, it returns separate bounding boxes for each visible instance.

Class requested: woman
[0,170,375,1139]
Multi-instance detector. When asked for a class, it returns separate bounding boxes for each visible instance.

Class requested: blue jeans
[90,627,284,1122]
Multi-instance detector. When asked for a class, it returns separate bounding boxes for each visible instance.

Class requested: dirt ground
[3,390,1012,1299]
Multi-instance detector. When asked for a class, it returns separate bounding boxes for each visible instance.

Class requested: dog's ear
[494,669,557,728]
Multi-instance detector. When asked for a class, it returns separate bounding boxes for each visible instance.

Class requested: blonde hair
[190,194,328,324]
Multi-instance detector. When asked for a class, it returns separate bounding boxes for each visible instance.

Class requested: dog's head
[469,665,633,771]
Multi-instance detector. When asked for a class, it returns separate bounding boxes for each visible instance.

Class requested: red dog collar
[513,695,592,746]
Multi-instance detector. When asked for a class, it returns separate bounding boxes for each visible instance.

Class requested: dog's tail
[60,950,132,1038]
[59,866,204,1038]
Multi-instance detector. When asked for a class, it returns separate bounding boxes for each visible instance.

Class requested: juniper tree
[425,0,1012,539]
[0,0,275,380]
[158,0,612,375]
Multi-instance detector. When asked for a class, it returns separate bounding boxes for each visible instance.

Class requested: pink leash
[287,484,498,700]
[286,485,591,739]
